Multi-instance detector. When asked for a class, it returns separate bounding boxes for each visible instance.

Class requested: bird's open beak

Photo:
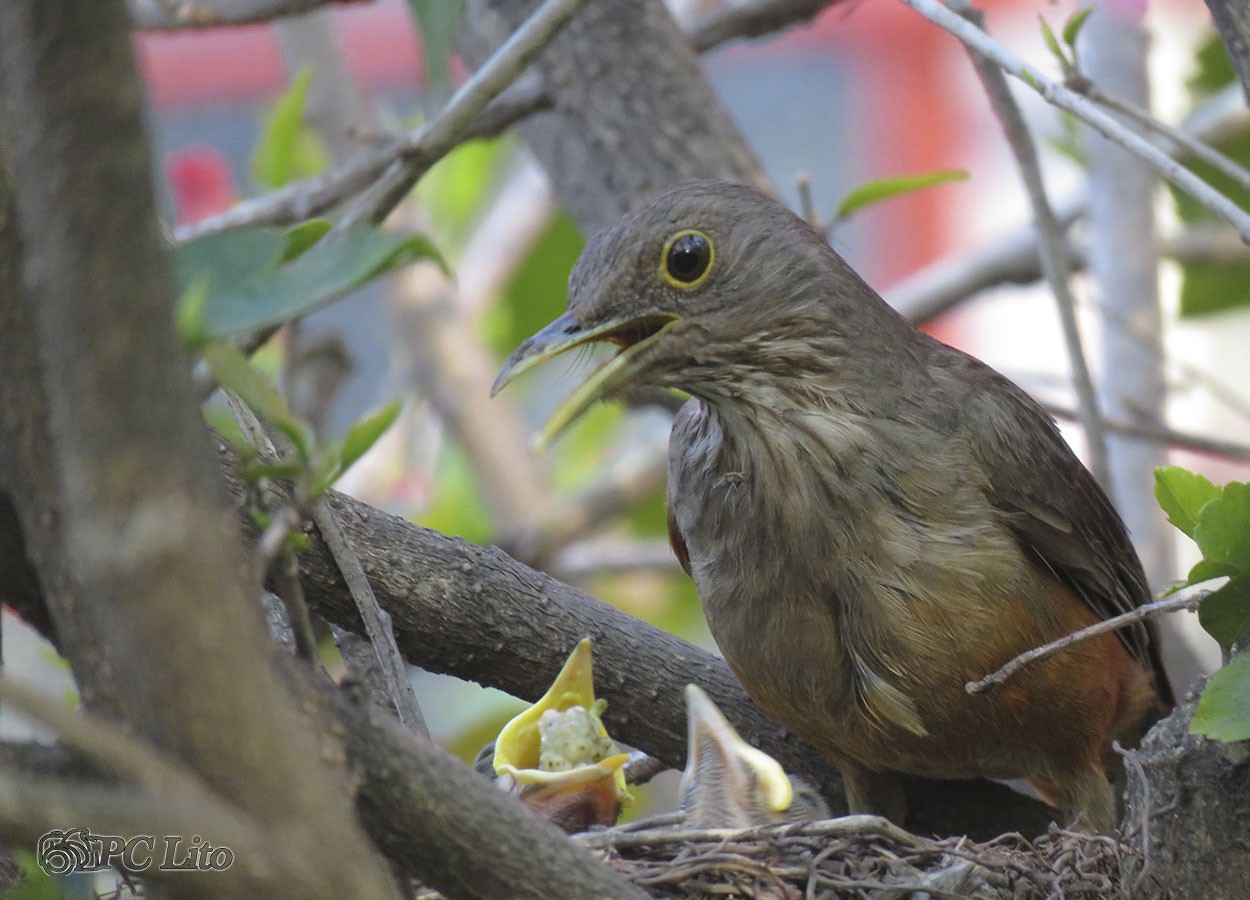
[491,639,632,831]
[683,685,794,816]
[491,310,681,450]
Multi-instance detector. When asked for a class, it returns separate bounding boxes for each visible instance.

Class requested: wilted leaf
[833,169,968,222]
[1155,465,1220,538]
[1191,652,1250,742]
[1198,574,1250,650]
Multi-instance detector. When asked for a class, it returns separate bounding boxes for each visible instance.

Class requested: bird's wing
[928,341,1172,705]
[667,501,693,577]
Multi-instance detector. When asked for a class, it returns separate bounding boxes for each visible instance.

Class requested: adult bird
[493,181,1172,833]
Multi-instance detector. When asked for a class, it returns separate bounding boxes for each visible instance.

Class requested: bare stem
[951,0,1111,489]
[966,583,1217,695]
[896,0,1250,241]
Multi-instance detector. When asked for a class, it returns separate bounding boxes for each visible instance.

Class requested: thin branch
[312,499,431,738]
[577,814,923,851]
[174,79,558,241]
[332,0,591,232]
[128,0,366,29]
[895,0,1250,242]
[952,0,1111,489]
[966,582,1217,695]
[1083,86,1250,197]
[1043,401,1250,463]
[888,197,1084,324]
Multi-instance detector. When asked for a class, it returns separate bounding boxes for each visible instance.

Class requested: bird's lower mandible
[494,180,1173,835]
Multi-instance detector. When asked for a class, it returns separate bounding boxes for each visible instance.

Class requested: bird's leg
[1038,769,1116,835]
[837,758,907,824]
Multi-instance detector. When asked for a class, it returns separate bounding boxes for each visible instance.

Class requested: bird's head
[492,180,865,446]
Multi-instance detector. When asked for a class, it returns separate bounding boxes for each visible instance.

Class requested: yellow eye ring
[660,229,714,290]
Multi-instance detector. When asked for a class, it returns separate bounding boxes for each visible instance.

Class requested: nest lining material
[575,814,1162,899]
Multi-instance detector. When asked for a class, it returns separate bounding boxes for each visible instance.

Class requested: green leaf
[203,402,260,462]
[1193,481,1250,570]
[282,219,333,261]
[309,445,345,498]
[1191,652,1250,742]
[1155,465,1220,538]
[252,67,329,190]
[482,213,584,359]
[175,227,446,340]
[1062,7,1094,47]
[202,343,313,459]
[417,136,511,250]
[1189,558,1240,585]
[1038,16,1065,64]
[175,278,210,349]
[173,227,288,297]
[408,0,466,91]
[834,169,969,222]
[1199,574,1250,649]
[341,398,402,474]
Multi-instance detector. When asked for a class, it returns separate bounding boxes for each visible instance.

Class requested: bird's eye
[661,230,714,289]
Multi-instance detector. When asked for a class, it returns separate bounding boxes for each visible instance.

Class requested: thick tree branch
[226,455,1056,839]
[0,3,398,896]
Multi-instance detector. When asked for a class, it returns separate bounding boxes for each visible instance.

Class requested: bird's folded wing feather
[927,342,1172,704]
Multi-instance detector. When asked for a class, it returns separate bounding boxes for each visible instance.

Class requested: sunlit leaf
[1062,8,1094,48]
[1155,465,1220,539]
[483,212,584,359]
[418,446,494,546]
[1199,574,1250,650]
[341,398,403,474]
[252,67,329,190]
[282,219,333,262]
[1191,653,1250,742]
[202,342,313,459]
[175,278,210,349]
[1038,16,1064,64]
[418,137,511,249]
[833,169,969,222]
[1188,558,1239,585]
[1193,481,1250,570]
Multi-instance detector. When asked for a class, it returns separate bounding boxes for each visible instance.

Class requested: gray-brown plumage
[494,181,1172,833]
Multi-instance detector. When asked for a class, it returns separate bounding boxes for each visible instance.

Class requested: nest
[577,814,1164,899]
